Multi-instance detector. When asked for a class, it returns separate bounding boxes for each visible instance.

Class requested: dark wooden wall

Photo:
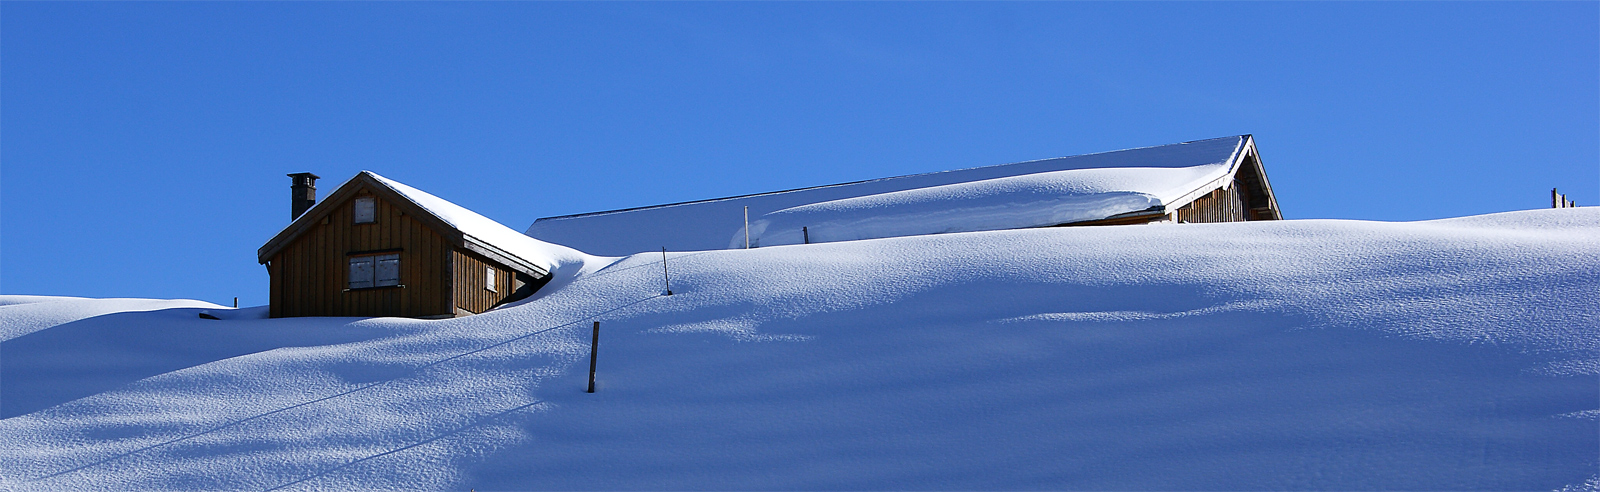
[1232,153,1280,220]
[452,250,515,315]
[269,188,454,318]
[1175,182,1247,223]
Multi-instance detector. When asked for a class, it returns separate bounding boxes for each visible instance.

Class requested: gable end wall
[269,187,454,318]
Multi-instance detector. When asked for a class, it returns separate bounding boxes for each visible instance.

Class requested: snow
[743,164,1225,247]
[0,296,223,342]
[3,208,1597,490]
[360,172,593,274]
[528,136,1247,255]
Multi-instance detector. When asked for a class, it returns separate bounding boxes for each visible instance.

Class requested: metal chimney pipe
[288,172,321,220]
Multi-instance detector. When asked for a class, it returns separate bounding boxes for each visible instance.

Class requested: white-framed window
[349,253,400,289]
[485,267,497,292]
[353,196,376,224]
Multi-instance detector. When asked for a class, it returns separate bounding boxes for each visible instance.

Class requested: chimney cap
[287,172,321,180]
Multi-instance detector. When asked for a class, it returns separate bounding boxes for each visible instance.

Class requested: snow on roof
[528,136,1250,255]
[361,172,585,273]
[749,164,1227,247]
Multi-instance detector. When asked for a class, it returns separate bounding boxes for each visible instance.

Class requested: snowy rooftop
[260,171,588,276]
[362,172,587,273]
[528,135,1256,255]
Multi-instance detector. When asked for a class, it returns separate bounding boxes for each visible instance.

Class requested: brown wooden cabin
[258,171,551,318]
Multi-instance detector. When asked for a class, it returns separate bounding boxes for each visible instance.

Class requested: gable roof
[258,171,564,277]
[526,135,1280,256]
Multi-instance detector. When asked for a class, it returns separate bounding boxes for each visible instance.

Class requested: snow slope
[3,208,1596,490]
[0,296,224,342]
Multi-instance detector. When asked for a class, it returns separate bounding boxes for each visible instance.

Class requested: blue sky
[3,2,1596,306]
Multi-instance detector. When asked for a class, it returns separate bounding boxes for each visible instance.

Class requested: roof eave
[1152,135,1251,212]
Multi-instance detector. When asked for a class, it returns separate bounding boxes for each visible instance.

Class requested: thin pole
[661,247,673,296]
[587,321,600,393]
[802,226,809,245]
[233,297,238,308]
[744,206,750,249]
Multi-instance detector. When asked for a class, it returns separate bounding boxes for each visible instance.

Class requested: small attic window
[353,197,376,224]
[485,267,497,292]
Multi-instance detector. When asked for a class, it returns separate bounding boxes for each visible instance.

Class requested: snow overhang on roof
[526,135,1280,256]
[258,171,565,278]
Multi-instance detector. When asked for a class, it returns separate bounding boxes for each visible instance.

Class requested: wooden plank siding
[1231,152,1282,221]
[268,186,455,318]
[268,252,283,318]
[452,250,515,315]
[1175,182,1247,223]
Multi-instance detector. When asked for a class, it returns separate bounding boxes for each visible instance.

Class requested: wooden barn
[526,135,1282,256]
[258,171,559,318]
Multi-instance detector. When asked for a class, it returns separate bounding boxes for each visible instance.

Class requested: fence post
[661,247,673,296]
[587,321,600,393]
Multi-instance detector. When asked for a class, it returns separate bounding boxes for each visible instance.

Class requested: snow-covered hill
[2,209,1596,490]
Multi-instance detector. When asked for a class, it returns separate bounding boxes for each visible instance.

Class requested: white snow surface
[0,296,223,342]
[744,164,1224,247]
[3,208,1597,490]
[529,136,1245,255]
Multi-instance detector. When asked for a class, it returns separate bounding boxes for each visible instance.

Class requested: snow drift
[2,208,1596,490]
[742,164,1225,247]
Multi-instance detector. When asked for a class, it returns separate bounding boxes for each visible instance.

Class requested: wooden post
[587,321,600,393]
[803,226,809,244]
[1553,188,1560,209]
[233,297,238,308]
[661,247,673,296]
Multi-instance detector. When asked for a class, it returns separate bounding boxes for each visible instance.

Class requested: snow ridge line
[25,292,667,483]
[492,250,714,310]
[585,250,719,278]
